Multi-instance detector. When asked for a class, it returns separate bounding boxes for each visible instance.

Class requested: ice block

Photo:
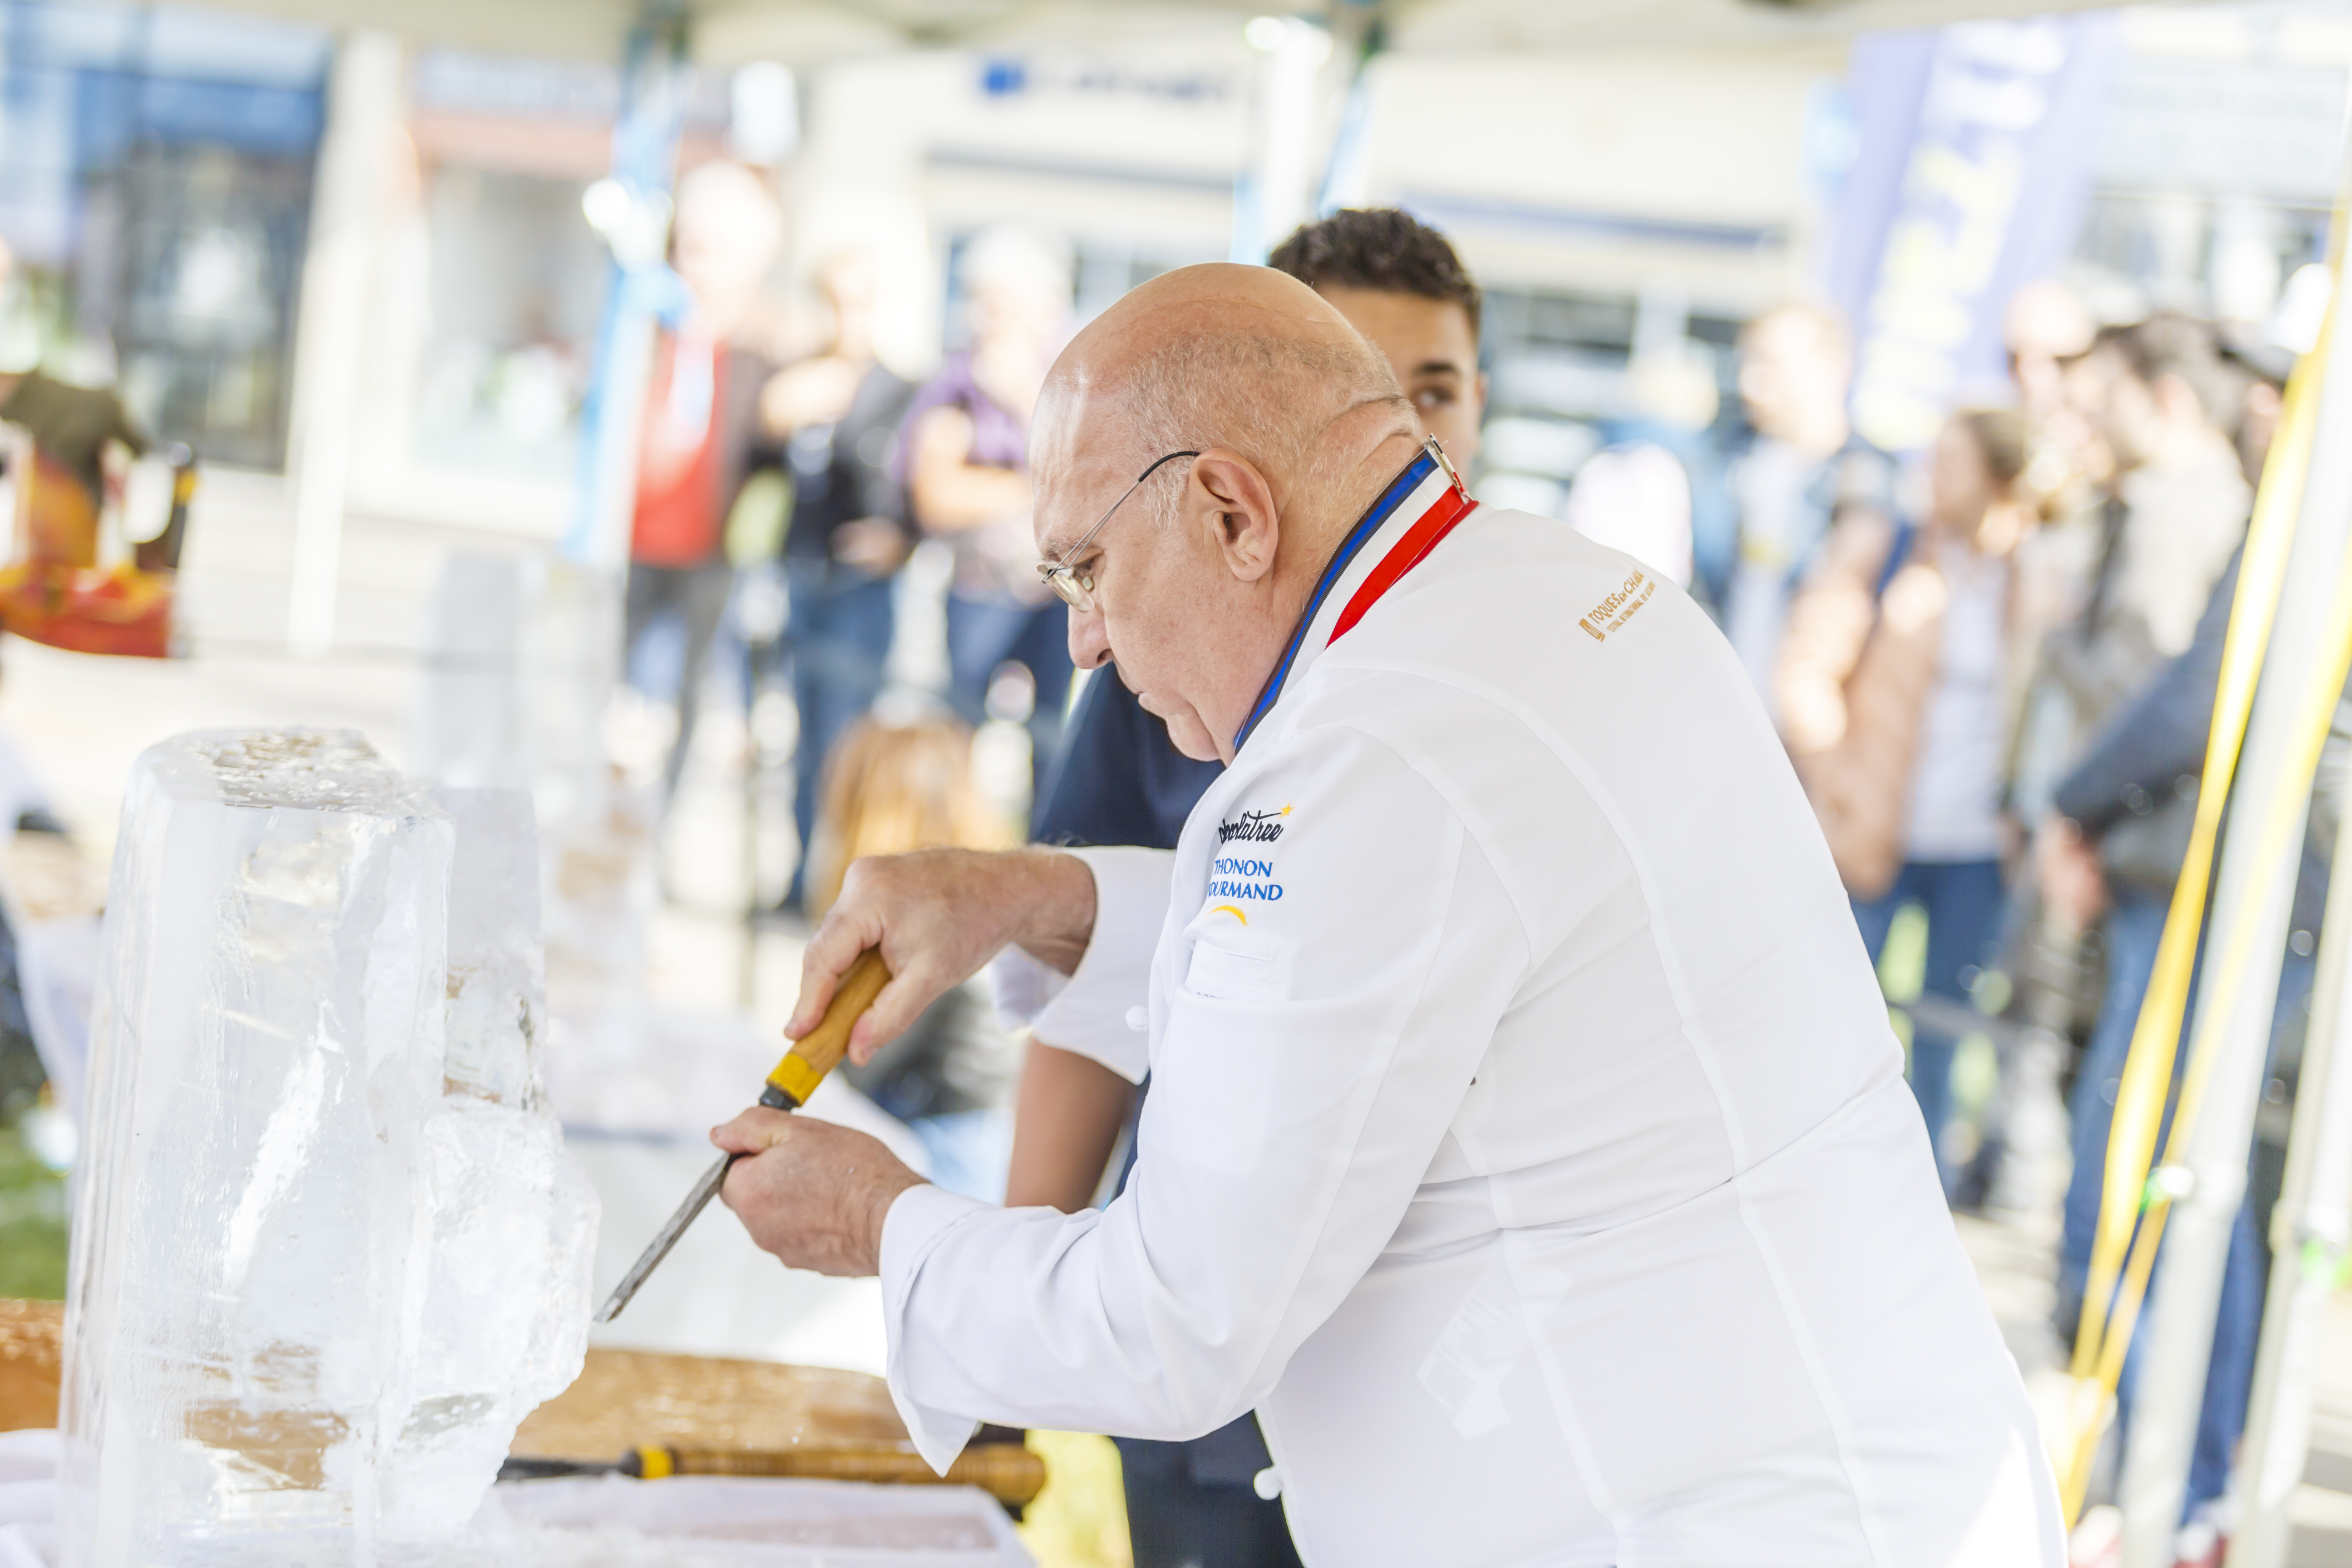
[59,731,598,1565]
[410,554,530,793]
[379,786,598,1542]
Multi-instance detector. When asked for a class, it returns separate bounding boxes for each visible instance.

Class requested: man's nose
[1067,606,1112,671]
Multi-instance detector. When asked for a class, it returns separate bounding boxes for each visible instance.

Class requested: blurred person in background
[622,161,784,805]
[1718,302,1896,715]
[1778,408,2044,1192]
[1003,208,1485,1568]
[2032,318,2273,1182]
[1562,341,1730,588]
[762,250,916,909]
[2001,282,2110,823]
[0,237,150,563]
[1948,281,2107,1218]
[807,717,1021,1198]
[903,226,1075,796]
[2036,315,2250,742]
[2013,313,2252,1221]
[2006,279,2098,446]
[2009,317,2250,1185]
[1996,318,2283,1220]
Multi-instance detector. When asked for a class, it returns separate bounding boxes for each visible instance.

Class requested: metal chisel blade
[595,1151,735,1324]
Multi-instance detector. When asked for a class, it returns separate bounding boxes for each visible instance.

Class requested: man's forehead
[1319,286,1474,360]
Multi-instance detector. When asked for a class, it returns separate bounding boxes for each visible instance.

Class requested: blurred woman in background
[1778,407,2046,1192]
[761,250,916,909]
[622,161,784,805]
[900,227,1074,799]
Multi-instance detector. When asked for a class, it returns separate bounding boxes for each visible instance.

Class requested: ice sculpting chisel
[595,948,892,1323]
[497,1440,1047,1504]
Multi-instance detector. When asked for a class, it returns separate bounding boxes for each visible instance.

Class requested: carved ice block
[59,731,596,1564]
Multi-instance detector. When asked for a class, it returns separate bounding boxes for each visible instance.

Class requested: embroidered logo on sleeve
[1207,856,1283,909]
[1577,568,1655,643]
[1216,804,1290,844]
[1206,804,1291,923]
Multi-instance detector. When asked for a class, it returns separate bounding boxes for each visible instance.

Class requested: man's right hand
[787,847,1098,1063]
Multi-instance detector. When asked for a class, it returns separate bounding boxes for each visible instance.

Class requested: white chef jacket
[880,454,2064,1567]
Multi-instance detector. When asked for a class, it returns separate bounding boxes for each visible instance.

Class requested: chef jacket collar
[1233,439,1477,754]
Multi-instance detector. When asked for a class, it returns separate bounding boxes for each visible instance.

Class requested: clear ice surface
[60,730,598,1566]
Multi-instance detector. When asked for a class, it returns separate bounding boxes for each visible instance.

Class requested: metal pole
[2118,293,2352,1563]
[2230,718,2352,1565]
[1230,16,1333,264]
[1312,7,1387,218]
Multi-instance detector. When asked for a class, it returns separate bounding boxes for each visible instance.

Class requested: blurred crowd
[612,162,1078,862]
[601,155,2328,1565]
[1608,277,2336,1566]
[607,161,1084,1191]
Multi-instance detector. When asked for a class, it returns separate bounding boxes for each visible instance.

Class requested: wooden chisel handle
[625,1439,1047,1504]
[760,948,892,1108]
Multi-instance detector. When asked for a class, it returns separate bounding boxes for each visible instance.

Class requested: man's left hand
[715,1109,928,1278]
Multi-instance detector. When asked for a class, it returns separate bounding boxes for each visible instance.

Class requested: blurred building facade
[0,2,329,467]
[0,1,2348,542]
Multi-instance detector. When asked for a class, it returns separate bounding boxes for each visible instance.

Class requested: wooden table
[0,1300,58,1432]
[513,1346,905,1460]
[0,1304,1042,1504]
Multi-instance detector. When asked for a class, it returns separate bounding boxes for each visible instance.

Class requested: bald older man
[715,265,2063,1566]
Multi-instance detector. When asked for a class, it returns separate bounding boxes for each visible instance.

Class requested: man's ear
[1187,448,1280,584]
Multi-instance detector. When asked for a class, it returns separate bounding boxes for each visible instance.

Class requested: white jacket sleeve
[987,845,1174,1085]
[881,728,1533,1468]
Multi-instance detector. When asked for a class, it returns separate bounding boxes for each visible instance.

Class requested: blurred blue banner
[562,15,691,568]
[1823,15,2120,452]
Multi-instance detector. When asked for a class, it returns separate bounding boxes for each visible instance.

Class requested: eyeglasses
[1036,449,1199,614]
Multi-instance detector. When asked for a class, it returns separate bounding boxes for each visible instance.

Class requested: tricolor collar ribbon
[1233,437,1478,753]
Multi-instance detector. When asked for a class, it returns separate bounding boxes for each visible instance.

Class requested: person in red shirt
[624,161,784,800]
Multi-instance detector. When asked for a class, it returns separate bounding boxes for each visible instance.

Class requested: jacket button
[1124,1006,1148,1033]
[1253,1465,1283,1500]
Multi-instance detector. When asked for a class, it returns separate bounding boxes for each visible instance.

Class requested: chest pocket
[1182,941,1292,1003]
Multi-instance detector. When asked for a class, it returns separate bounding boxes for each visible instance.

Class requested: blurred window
[2066,35,2348,328]
[412,167,604,481]
[0,0,328,468]
[404,48,729,482]
[1479,285,1742,514]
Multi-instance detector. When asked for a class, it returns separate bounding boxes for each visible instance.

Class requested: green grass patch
[0,1122,69,1300]
[1877,903,1928,1004]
